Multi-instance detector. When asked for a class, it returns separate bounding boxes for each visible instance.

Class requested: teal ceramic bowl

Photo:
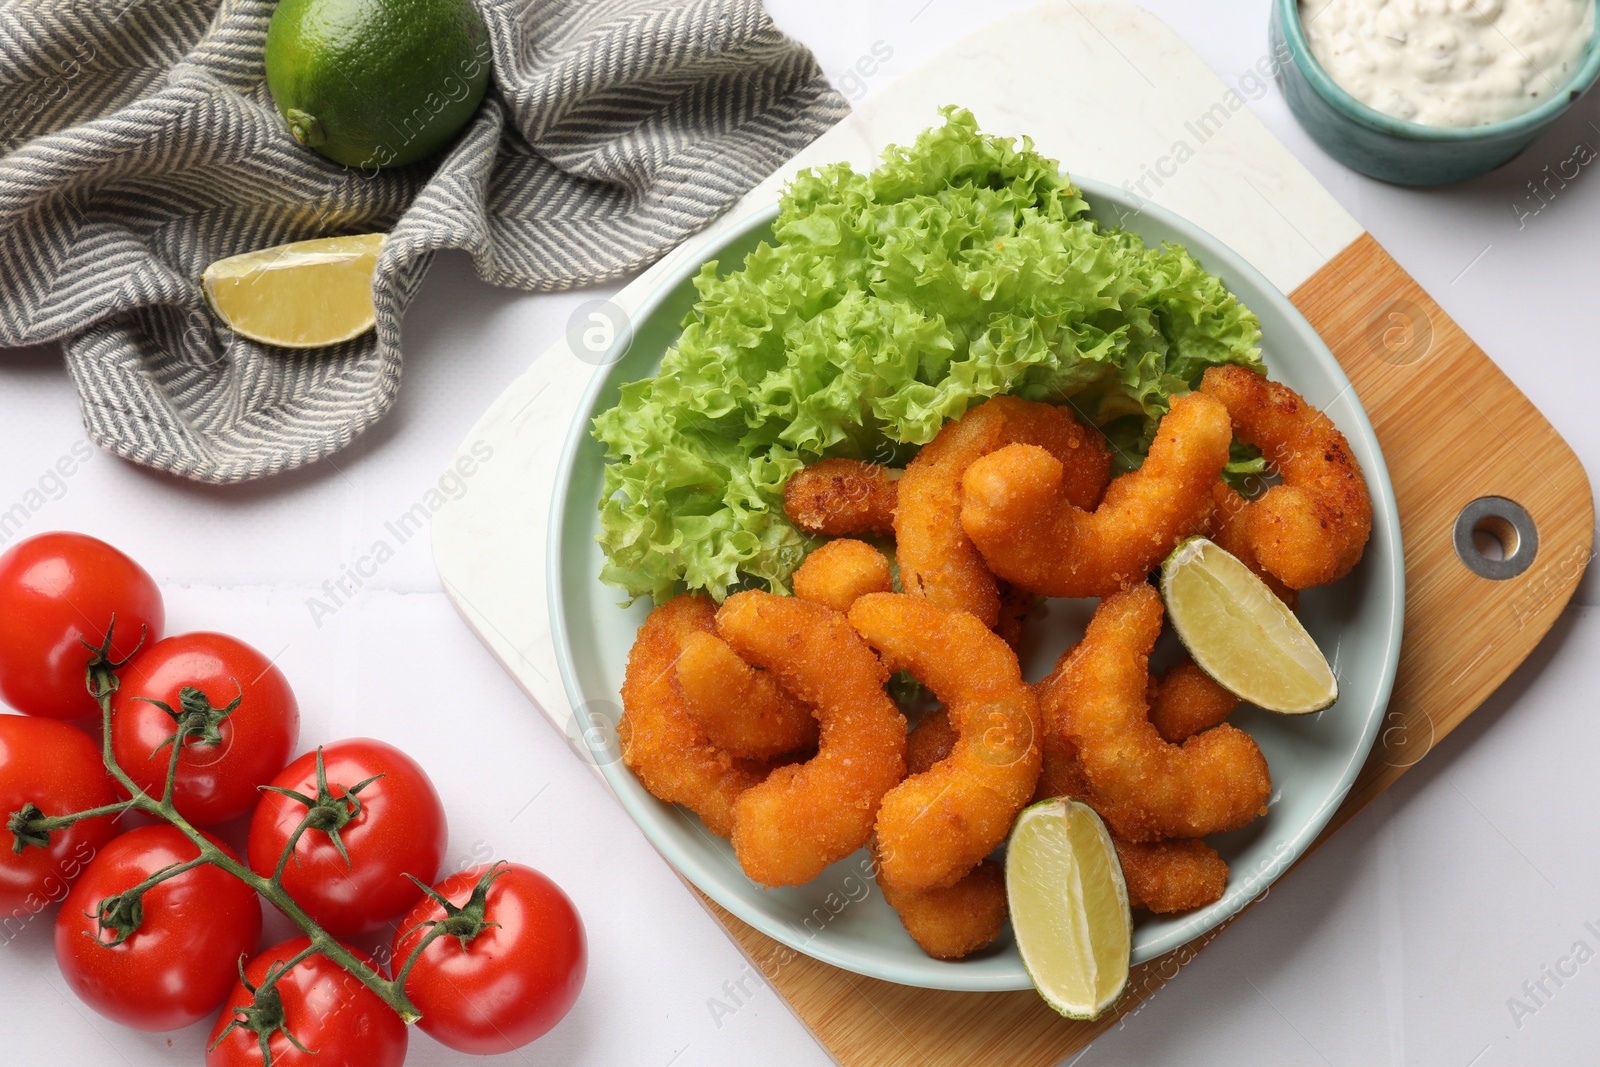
[1273,0,1600,185]
[549,178,1405,991]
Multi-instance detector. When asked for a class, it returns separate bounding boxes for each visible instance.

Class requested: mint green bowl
[549,179,1404,991]
[1273,0,1600,185]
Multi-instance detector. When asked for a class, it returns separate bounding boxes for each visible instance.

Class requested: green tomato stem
[158,714,192,808]
[253,942,320,994]
[392,920,452,992]
[132,854,209,892]
[15,798,138,837]
[269,807,322,886]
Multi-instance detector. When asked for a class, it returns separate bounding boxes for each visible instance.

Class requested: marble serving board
[431,2,1592,1062]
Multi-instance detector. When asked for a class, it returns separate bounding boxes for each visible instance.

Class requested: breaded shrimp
[1032,646,1091,804]
[1033,638,1237,913]
[619,596,773,838]
[1033,732,1096,806]
[877,857,1008,960]
[905,707,958,776]
[1041,584,1271,842]
[675,632,818,761]
[1032,736,1230,913]
[1114,837,1228,914]
[1209,482,1300,608]
[718,592,907,887]
[896,396,1111,628]
[1031,669,1149,834]
[1198,365,1372,589]
[1032,716,1229,914]
[783,459,899,537]
[888,639,1021,955]
[792,538,893,614]
[1148,658,1238,745]
[994,581,1035,652]
[848,593,1042,892]
[675,539,893,815]
[960,392,1231,599]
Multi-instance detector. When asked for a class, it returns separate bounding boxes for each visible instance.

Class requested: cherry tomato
[206,936,407,1067]
[0,716,119,922]
[55,824,262,1031]
[394,863,587,1053]
[247,739,446,937]
[110,632,300,826]
[0,532,164,719]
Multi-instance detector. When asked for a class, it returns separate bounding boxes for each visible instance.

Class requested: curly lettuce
[592,108,1264,603]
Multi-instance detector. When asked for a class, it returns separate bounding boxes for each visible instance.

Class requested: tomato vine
[6,617,498,1062]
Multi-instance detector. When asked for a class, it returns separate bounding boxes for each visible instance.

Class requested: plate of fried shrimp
[549,116,1403,992]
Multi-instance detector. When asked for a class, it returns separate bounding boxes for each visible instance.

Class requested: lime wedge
[1160,536,1338,714]
[201,233,383,348]
[1006,797,1131,1020]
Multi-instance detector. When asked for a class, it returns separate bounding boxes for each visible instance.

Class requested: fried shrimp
[870,611,1025,950]
[1033,733,1096,806]
[896,396,1111,627]
[848,593,1042,892]
[675,632,818,761]
[1032,647,1090,803]
[675,539,893,760]
[905,707,958,776]
[1041,584,1270,842]
[960,392,1231,599]
[1032,636,1236,913]
[792,539,893,614]
[877,857,1008,960]
[1034,643,1232,801]
[1198,365,1372,589]
[1031,672,1148,834]
[1148,658,1238,745]
[1114,837,1228,914]
[1209,481,1300,608]
[619,596,773,838]
[718,592,907,887]
[783,459,899,537]
[1033,677,1231,914]
[994,582,1035,652]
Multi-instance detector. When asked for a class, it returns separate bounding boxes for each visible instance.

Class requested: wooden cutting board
[431,3,1594,1063]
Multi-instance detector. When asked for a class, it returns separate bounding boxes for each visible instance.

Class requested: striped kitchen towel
[0,0,846,483]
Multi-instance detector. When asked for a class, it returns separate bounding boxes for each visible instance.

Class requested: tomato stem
[86,855,210,946]
[390,863,509,989]
[79,613,145,706]
[135,682,243,807]
[260,747,383,877]
[210,943,321,1061]
[392,920,452,991]
[267,806,321,885]
[7,798,137,852]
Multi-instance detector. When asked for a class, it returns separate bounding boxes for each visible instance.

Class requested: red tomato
[0,716,119,922]
[55,824,262,1031]
[110,632,299,825]
[394,863,587,1053]
[206,936,407,1067]
[0,532,164,718]
[247,739,446,937]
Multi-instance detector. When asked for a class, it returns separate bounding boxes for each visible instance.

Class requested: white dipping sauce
[1300,0,1595,126]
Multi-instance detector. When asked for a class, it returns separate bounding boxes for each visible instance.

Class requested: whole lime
[264,0,492,169]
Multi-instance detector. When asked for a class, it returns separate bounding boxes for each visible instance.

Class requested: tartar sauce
[1300,0,1596,127]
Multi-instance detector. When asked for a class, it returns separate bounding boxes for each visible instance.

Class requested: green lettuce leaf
[592,107,1264,603]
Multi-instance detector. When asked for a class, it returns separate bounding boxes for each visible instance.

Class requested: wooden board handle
[1295,234,1593,809]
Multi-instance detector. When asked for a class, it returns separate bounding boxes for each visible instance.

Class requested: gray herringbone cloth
[0,0,846,482]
